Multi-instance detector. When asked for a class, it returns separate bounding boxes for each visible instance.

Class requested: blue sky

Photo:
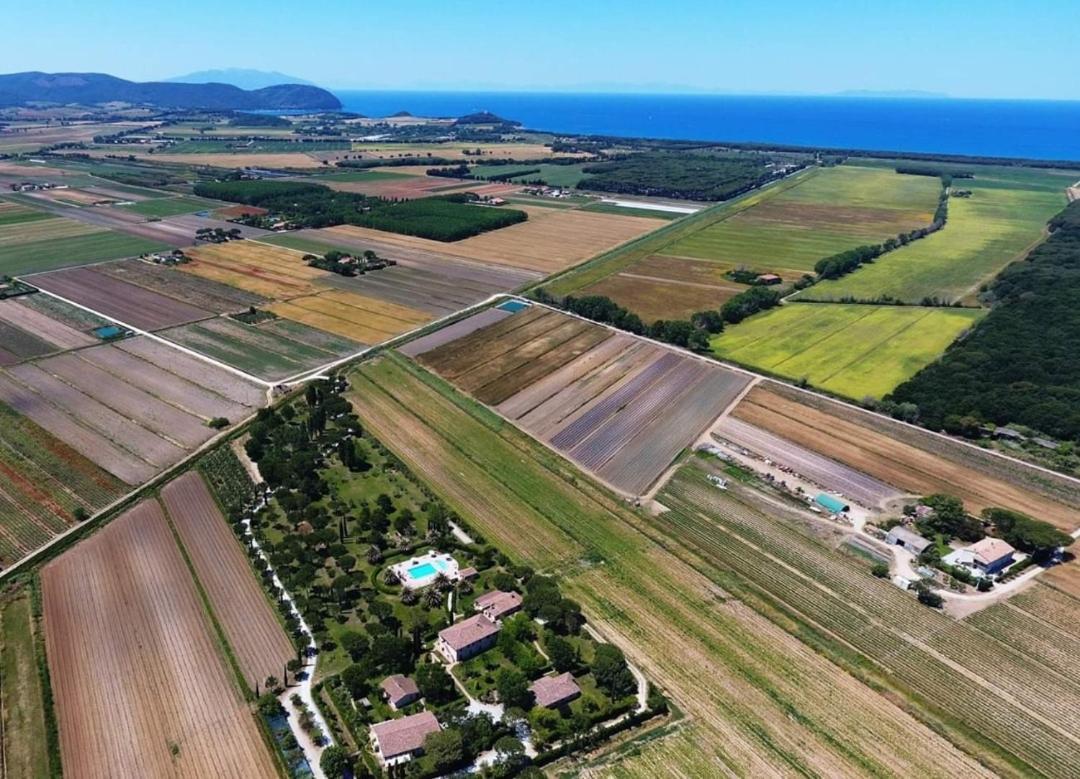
[5,0,1078,99]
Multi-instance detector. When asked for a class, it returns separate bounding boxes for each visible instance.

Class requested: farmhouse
[756,273,782,285]
[370,710,441,767]
[530,672,582,709]
[886,526,933,555]
[436,613,500,663]
[943,538,1016,576]
[473,590,523,622]
[380,675,421,711]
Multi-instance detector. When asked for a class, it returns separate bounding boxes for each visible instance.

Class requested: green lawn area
[118,196,218,218]
[662,165,941,272]
[1,231,169,277]
[710,303,986,399]
[0,590,52,779]
[797,171,1068,304]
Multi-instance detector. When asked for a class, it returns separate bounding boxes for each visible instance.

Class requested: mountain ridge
[0,72,340,110]
[166,68,315,90]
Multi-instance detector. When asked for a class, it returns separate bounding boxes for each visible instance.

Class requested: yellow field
[182,241,325,298]
[268,288,431,344]
[133,152,327,169]
[320,208,662,274]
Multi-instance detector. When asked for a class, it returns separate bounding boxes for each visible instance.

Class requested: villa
[530,672,582,709]
[436,614,500,663]
[474,590,523,622]
[943,538,1016,576]
[391,550,461,590]
[370,711,441,767]
[380,675,421,711]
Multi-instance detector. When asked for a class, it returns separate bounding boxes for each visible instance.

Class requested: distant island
[832,89,949,99]
[166,68,315,90]
[0,72,341,110]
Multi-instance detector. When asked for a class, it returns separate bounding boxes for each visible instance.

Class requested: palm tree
[423,588,444,609]
[433,573,451,593]
[384,568,400,586]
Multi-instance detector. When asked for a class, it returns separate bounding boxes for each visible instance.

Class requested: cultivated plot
[28,265,214,330]
[41,499,280,778]
[181,240,324,299]
[710,303,985,399]
[319,205,662,275]
[162,315,360,381]
[730,383,1080,530]
[97,258,268,314]
[0,217,166,276]
[411,306,750,494]
[268,288,432,344]
[800,169,1068,303]
[161,471,295,690]
[0,588,51,778]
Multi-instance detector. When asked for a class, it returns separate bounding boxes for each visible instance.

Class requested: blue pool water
[407,562,438,579]
[498,300,531,313]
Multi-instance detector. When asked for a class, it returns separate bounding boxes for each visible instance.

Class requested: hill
[0,72,340,110]
[166,68,315,90]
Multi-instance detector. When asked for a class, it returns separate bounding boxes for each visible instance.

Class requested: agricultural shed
[814,493,850,514]
[885,526,932,555]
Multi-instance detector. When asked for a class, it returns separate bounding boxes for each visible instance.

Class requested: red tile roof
[439,613,499,651]
[474,590,523,621]
[371,711,440,759]
[530,672,582,708]
[380,675,419,706]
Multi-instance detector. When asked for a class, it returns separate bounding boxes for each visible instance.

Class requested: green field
[710,302,985,399]
[662,165,941,272]
[468,162,590,188]
[0,589,52,779]
[119,196,218,218]
[1,231,169,277]
[307,170,415,183]
[579,202,681,220]
[0,204,53,227]
[799,168,1069,303]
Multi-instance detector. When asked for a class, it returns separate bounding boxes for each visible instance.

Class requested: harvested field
[399,308,512,357]
[161,472,295,690]
[347,354,998,778]
[140,151,325,168]
[312,173,470,200]
[0,373,156,485]
[713,416,901,507]
[28,266,213,330]
[415,307,750,493]
[5,362,185,467]
[319,206,661,274]
[182,240,324,300]
[966,598,1080,682]
[581,270,743,323]
[1010,584,1080,640]
[0,588,51,778]
[0,297,96,351]
[77,343,256,421]
[0,215,100,246]
[268,288,431,344]
[42,500,280,779]
[352,141,569,161]
[1041,562,1080,600]
[711,303,986,399]
[116,337,266,407]
[162,316,358,381]
[98,258,267,313]
[732,384,1080,530]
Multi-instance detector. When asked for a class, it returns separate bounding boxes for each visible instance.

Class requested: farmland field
[0,400,125,565]
[730,383,1080,530]
[0,200,53,227]
[467,162,590,187]
[117,195,218,218]
[97,258,268,313]
[162,315,359,381]
[41,499,280,778]
[28,266,214,330]
[182,240,324,299]
[161,471,295,691]
[662,165,940,271]
[0,587,51,779]
[0,228,168,277]
[710,302,986,399]
[408,306,751,494]
[346,354,996,777]
[800,167,1069,303]
[268,288,431,344]
[319,205,662,274]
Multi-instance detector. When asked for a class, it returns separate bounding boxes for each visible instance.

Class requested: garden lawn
[798,173,1067,304]
[710,303,985,399]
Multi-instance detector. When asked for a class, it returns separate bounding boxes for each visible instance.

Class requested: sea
[333,91,1080,162]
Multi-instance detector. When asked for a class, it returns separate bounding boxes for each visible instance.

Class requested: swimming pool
[406,561,444,580]
[393,552,460,589]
